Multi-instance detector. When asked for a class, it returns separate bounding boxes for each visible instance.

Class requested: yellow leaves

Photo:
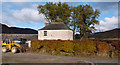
[31,40,111,56]
[56,41,74,53]
[31,40,74,53]
[31,40,42,51]
[97,42,111,53]
[74,40,96,54]
[94,20,99,24]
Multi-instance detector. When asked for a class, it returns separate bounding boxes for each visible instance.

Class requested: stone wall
[2,34,38,41]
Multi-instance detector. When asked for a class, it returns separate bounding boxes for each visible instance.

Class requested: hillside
[88,28,120,39]
[0,23,38,34]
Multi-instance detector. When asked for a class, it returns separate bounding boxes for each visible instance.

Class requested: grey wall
[2,34,38,41]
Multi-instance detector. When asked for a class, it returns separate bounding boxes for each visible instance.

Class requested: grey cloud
[12,8,46,24]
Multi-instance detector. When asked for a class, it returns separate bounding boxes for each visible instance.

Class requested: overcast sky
[0,0,119,32]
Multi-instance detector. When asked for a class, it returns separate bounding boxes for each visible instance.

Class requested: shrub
[111,41,120,51]
[97,42,111,53]
[31,40,42,51]
[73,40,96,55]
[85,40,96,54]
[31,40,116,57]
[56,41,74,53]
[47,41,57,51]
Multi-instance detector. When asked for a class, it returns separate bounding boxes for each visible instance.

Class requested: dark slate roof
[39,22,71,30]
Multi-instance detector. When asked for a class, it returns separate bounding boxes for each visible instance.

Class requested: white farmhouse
[38,22,73,40]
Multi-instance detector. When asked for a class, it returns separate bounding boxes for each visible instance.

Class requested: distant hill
[0,23,38,34]
[88,28,120,39]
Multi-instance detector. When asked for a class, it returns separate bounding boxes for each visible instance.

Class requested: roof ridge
[51,22,64,24]
[39,22,71,30]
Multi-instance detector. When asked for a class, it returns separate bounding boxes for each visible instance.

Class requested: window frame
[44,31,47,36]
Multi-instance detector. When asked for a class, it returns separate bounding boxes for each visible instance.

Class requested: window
[44,31,47,36]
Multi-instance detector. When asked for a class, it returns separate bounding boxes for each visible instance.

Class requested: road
[2,52,118,64]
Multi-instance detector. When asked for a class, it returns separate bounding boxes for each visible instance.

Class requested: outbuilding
[38,22,73,40]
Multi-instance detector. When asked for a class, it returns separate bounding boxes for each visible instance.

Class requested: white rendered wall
[38,30,73,40]
[26,41,31,47]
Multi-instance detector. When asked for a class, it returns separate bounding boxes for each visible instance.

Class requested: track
[2,52,118,64]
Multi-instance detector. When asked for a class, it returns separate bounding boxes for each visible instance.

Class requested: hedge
[111,41,120,51]
[97,41,111,53]
[31,40,113,56]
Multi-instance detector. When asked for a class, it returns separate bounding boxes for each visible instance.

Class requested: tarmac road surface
[2,52,118,64]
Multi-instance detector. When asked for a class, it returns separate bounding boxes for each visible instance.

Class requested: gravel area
[2,52,118,64]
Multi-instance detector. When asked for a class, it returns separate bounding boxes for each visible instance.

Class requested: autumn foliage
[31,40,118,57]
[97,42,111,53]
[111,41,120,51]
